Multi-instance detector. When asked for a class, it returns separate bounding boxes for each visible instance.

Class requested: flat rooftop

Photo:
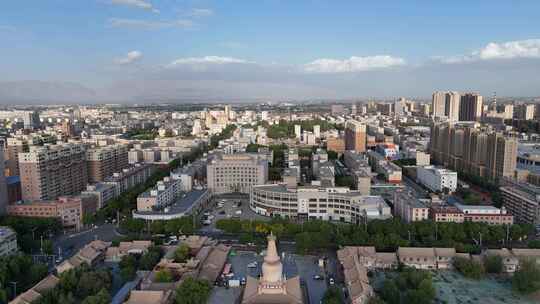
[134,189,208,216]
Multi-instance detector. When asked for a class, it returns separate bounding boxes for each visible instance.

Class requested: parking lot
[200,194,270,232]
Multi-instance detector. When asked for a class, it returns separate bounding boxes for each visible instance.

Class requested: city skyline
[1,1,540,104]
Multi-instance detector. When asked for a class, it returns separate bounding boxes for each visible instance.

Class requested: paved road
[402,174,429,198]
[52,223,120,260]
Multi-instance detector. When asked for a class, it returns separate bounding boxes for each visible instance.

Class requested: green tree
[321,286,344,304]
[512,259,540,294]
[175,278,212,304]
[380,280,400,304]
[453,257,485,279]
[155,269,173,283]
[484,255,503,274]
[81,288,110,304]
[174,244,191,263]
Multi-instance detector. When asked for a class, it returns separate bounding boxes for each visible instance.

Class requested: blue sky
[1,0,540,103]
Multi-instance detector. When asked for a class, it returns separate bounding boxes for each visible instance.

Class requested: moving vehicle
[247,261,258,268]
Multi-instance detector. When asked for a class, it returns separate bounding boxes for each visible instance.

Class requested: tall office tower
[86,144,129,183]
[60,120,75,137]
[261,111,269,121]
[459,93,484,121]
[23,111,40,130]
[19,143,88,201]
[445,91,461,121]
[191,119,202,136]
[0,148,8,214]
[486,133,518,180]
[514,104,536,120]
[432,91,447,118]
[344,120,367,152]
[5,138,29,176]
[294,125,301,139]
[351,104,357,115]
[313,125,321,138]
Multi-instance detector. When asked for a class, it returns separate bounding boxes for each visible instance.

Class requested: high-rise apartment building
[207,153,268,194]
[514,104,536,120]
[430,123,517,181]
[19,143,88,201]
[432,91,447,118]
[0,148,8,214]
[5,138,29,176]
[86,144,129,183]
[344,120,366,152]
[432,91,460,121]
[459,93,483,121]
[294,125,301,139]
[23,111,40,130]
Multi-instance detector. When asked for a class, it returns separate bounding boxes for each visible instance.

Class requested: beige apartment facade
[19,143,88,201]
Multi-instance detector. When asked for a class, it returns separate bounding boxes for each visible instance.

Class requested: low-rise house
[374,252,399,269]
[397,247,436,270]
[106,240,153,262]
[512,249,540,265]
[57,240,111,274]
[9,275,59,304]
[124,290,173,304]
[338,248,374,304]
[198,244,230,283]
[485,248,519,273]
[434,247,456,269]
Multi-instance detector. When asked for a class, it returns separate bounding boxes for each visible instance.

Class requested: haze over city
[1,1,540,104]
[3,2,540,304]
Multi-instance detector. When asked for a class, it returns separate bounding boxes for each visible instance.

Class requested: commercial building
[345,120,367,152]
[7,195,97,229]
[0,226,17,257]
[133,189,210,221]
[207,153,268,194]
[85,144,129,183]
[250,184,391,222]
[501,181,540,225]
[430,205,464,223]
[393,190,429,222]
[19,143,88,201]
[454,203,513,225]
[417,166,458,193]
[459,93,483,121]
[137,176,182,211]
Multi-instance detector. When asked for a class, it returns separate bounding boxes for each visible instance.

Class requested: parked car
[329,277,335,285]
[247,262,258,268]
[313,275,323,280]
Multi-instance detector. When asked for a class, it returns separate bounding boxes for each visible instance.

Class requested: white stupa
[241,233,303,304]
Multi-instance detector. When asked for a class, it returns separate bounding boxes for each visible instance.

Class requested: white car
[247,262,258,268]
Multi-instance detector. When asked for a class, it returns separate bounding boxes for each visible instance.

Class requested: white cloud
[188,8,214,17]
[437,39,540,63]
[303,55,405,73]
[116,51,142,65]
[110,0,159,13]
[168,56,252,67]
[108,18,193,29]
